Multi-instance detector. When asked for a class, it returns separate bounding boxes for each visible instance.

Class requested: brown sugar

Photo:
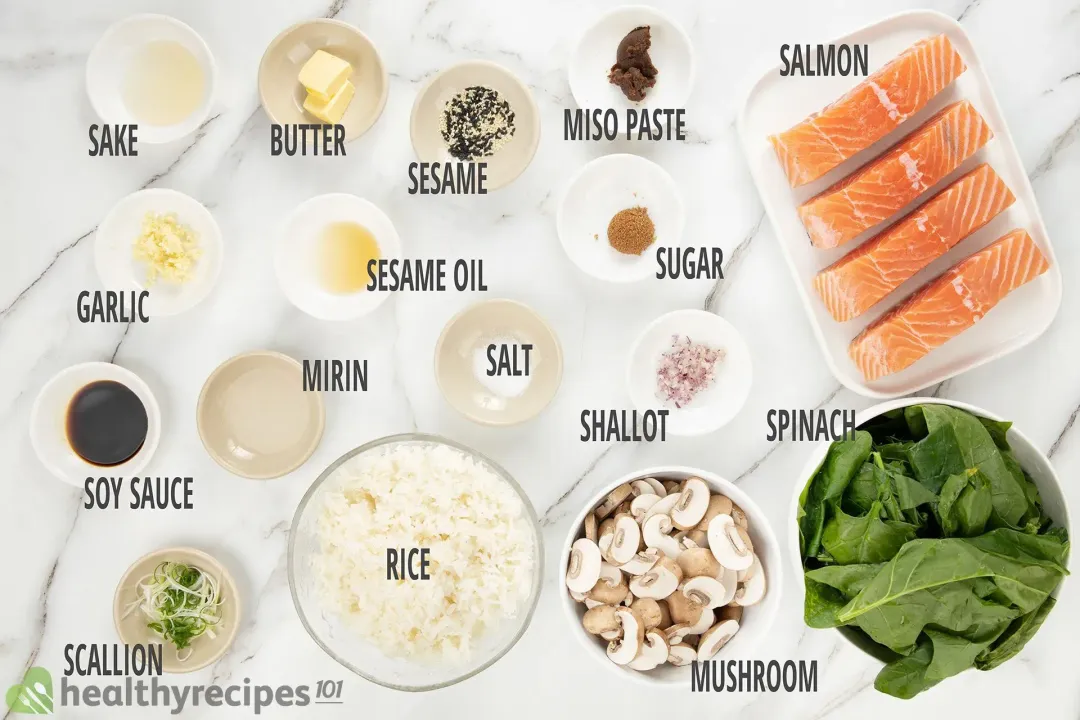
[607,206,656,255]
[608,26,658,102]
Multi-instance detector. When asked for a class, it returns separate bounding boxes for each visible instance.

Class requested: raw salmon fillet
[769,34,966,187]
[799,101,993,249]
[849,229,1048,381]
[814,163,1014,323]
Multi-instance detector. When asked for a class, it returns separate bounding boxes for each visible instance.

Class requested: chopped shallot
[655,335,725,408]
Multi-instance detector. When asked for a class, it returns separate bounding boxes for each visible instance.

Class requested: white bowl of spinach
[789,398,1070,699]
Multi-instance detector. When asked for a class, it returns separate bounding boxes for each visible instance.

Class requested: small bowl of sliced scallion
[113,547,240,673]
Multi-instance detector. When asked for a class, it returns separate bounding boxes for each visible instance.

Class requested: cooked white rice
[313,442,536,662]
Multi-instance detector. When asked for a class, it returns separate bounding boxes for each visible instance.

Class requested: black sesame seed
[439,85,517,161]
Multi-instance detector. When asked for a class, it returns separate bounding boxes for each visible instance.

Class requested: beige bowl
[113,547,241,674]
[410,60,540,190]
[258,19,388,142]
[197,351,325,479]
[435,299,562,425]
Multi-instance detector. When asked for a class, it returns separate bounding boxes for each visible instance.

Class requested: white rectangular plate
[737,10,1062,398]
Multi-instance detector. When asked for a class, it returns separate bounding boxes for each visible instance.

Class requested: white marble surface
[3,0,1080,717]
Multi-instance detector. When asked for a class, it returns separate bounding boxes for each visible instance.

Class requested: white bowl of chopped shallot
[627,309,752,436]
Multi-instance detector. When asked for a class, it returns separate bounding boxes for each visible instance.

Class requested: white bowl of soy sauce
[31,362,161,486]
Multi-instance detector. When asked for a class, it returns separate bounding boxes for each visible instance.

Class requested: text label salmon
[779,44,869,77]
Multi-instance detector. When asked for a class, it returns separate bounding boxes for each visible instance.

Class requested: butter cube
[298,49,352,101]
[303,80,355,124]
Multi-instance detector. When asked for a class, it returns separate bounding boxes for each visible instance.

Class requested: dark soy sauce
[66,380,148,466]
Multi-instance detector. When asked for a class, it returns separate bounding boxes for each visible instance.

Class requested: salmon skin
[799,101,993,249]
[769,34,966,188]
[849,229,1048,382]
[814,163,1014,323]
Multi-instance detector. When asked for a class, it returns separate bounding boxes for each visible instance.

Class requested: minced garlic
[133,211,201,285]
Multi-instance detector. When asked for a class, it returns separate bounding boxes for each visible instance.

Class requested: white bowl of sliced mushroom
[560,467,781,684]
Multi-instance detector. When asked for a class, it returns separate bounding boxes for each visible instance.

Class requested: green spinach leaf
[906,405,1030,526]
[799,431,873,559]
[975,596,1057,671]
[875,636,939,699]
[822,502,917,565]
[936,469,992,537]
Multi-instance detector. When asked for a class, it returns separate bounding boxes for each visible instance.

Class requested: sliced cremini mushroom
[615,499,633,517]
[677,547,723,579]
[664,622,692,645]
[630,493,661,522]
[730,503,749,529]
[570,589,588,602]
[668,643,696,666]
[687,529,709,548]
[601,628,621,641]
[682,576,727,610]
[642,477,668,496]
[582,604,620,634]
[588,566,629,605]
[695,494,734,532]
[720,604,743,623]
[697,619,739,661]
[687,606,715,635]
[583,513,598,543]
[678,535,704,552]
[663,479,681,495]
[630,479,658,497]
[655,599,672,629]
[671,477,710,530]
[737,553,761,582]
[620,548,660,575]
[641,493,680,524]
[642,513,681,559]
[717,566,739,606]
[605,514,642,565]
[735,559,767,607]
[628,631,669,671]
[598,562,622,586]
[565,538,603,594]
[630,598,664,630]
[628,556,681,599]
[584,598,604,609]
[666,586,704,625]
[596,484,633,519]
[606,607,645,665]
[707,514,754,571]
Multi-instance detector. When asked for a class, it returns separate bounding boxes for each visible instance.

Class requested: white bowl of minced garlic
[95,188,223,317]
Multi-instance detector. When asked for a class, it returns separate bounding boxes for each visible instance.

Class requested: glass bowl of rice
[288,433,543,691]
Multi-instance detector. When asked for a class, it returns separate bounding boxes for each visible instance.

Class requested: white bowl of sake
[86,14,217,144]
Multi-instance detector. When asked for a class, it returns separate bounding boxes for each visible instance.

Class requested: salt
[472,335,532,400]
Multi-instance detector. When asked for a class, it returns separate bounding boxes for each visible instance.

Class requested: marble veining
[2,0,1080,718]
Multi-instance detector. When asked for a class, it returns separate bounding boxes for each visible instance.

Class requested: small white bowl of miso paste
[86,14,217,144]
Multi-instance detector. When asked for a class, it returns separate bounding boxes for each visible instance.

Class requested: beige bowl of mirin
[435,300,562,425]
[197,351,325,479]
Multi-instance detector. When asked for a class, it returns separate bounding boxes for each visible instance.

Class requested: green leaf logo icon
[5,667,53,714]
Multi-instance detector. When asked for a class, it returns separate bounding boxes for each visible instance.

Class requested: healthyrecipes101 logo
[5,668,54,714]
[5,665,345,715]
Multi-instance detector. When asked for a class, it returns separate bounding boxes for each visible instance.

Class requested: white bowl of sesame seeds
[410,60,540,191]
